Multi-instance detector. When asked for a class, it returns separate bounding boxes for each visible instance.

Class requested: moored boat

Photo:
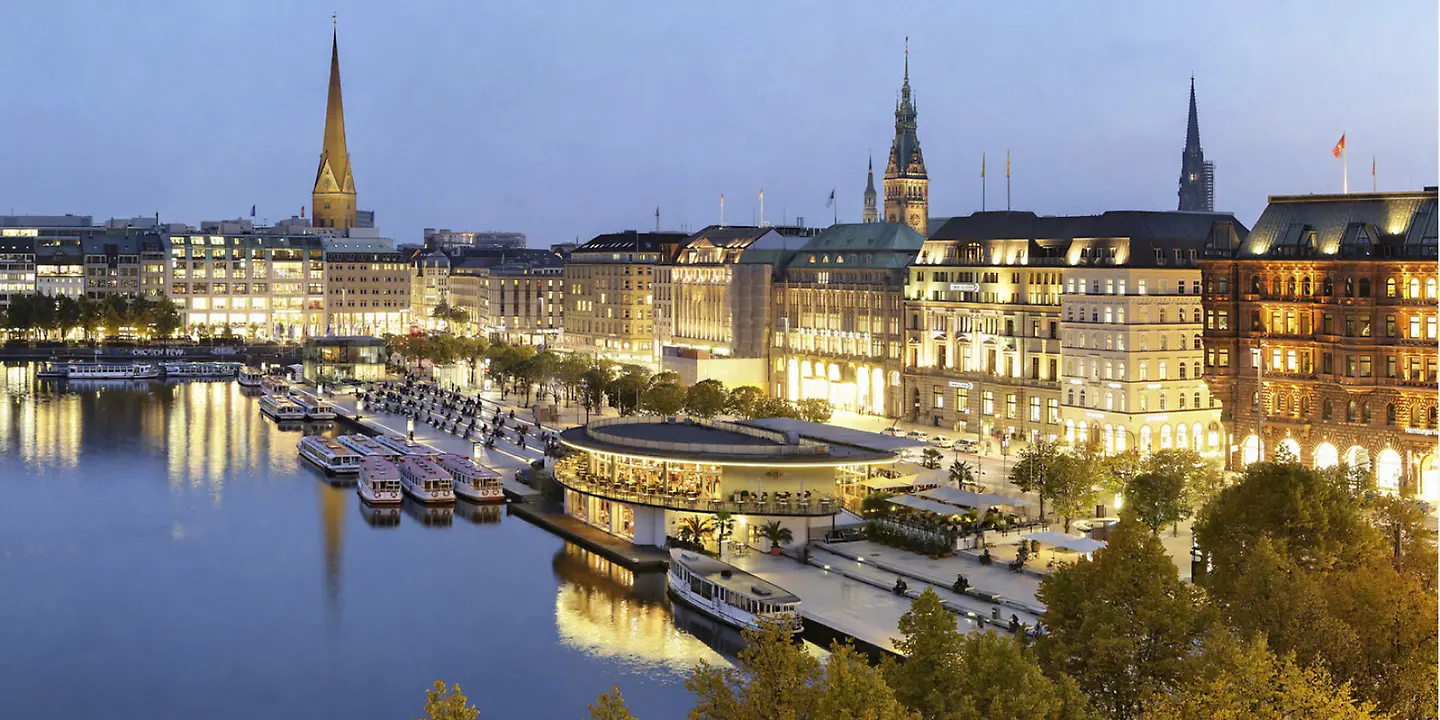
[436,454,505,503]
[238,366,264,387]
[667,549,803,634]
[297,435,361,474]
[163,362,240,378]
[259,394,305,421]
[374,433,442,456]
[357,456,403,504]
[298,397,337,421]
[261,375,290,395]
[337,434,401,457]
[396,455,455,504]
[47,362,162,380]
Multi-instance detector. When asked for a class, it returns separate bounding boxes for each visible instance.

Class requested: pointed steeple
[1177,75,1213,212]
[863,153,878,223]
[883,39,928,235]
[313,25,357,230]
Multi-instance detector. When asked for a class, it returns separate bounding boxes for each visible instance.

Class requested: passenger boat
[667,549,804,634]
[36,361,69,378]
[261,375,290,395]
[296,435,361,475]
[357,456,403,504]
[45,362,162,380]
[162,362,240,378]
[298,397,337,421]
[259,394,305,421]
[375,433,441,456]
[237,366,263,387]
[436,454,505,503]
[396,455,455,504]
[337,434,401,457]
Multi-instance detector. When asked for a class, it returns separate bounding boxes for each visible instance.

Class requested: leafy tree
[677,515,713,545]
[756,520,792,551]
[641,381,687,416]
[589,685,638,720]
[415,680,479,720]
[881,589,963,718]
[556,352,591,406]
[1036,518,1203,720]
[684,379,729,418]
[686,618,915,720]
[712,511,736,550]
[920,447,942,470]
[605,370,648,416]
[1125,469,1188,534]
[1144,449,1224,519]
[580,366,610,422]
[1139,628,1383,720]
[725,386,765,418]
[752,396,799,419]
[1009,440,1059,522]
[1044,452,1100,532]
[795,397,833,424]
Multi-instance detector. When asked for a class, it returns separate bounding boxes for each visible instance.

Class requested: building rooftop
[1227,189,1437,260]
[786,222,926,269]
[558,417,898,466]
[573,230,689,256]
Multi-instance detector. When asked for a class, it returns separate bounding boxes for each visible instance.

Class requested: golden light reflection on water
[551,544,725,669]
[0,366,84,470]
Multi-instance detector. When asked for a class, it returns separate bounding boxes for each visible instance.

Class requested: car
[905,430,930,442]
[931,435,954,448]
[954,439,980,453]
[880,426,903,437]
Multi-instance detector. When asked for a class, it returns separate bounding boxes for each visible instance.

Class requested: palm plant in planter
[677,515,714,551]
[757,521,793,556]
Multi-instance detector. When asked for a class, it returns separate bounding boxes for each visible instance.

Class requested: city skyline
[0,1,1434,244]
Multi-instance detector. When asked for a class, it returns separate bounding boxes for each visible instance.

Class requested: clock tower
[883,39,929,237]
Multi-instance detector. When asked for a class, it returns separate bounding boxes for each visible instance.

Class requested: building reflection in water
[319,481,346,627]
[0,367,83,471]
[550,543,725,670]
[402,499,454,528]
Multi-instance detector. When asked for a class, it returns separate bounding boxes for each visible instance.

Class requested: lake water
[0,366,746,719]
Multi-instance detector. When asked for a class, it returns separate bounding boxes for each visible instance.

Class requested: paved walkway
[818,540,1044,615]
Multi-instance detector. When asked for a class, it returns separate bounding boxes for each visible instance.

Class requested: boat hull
[402,483,455,504]
[358,486,403,504]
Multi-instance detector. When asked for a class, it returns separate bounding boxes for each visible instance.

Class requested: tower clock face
[909,212,920,226]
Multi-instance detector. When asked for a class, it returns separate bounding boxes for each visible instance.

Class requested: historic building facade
[1177,77,1216,212]
[322,243,410,336]
[882,48,929,236]
[1201,189,1438,501]
[772,222,923,418]
[563,231,688,366]
[903,211,1245,455]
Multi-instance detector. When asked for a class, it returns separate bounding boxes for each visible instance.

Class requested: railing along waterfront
[554,463,839,517]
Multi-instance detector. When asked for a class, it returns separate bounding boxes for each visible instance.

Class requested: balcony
[554,464,840,518]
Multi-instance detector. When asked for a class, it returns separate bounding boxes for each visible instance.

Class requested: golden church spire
[313,25,356,230]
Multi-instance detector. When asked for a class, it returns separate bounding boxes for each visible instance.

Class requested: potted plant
[758,521,793,556]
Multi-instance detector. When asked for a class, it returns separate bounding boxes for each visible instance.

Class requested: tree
[756,521,792,551]
[580,366,610,422]
[1036,518,1203,720]
[1009,440,1059,522]
[606,372,648,416]
[686,618,915,720]
[556,352,591,406]
[947,459,974,490]
[751,396,799,419]
[415,680,479,720]
[795,397,833,424]
[1044,452,1100,532]
[1125,469,1188,534]
[881,589,963,718]
[1143,449,1224,519]
[684,379,729,418]
[920,447,942,470]
[641,381,687,416]
[1139,628,1383,720]
[589,686,637,720]
[725,386,765,419]
[677,515,714,546]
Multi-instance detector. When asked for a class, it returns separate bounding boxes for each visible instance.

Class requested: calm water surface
[0,366,743,719]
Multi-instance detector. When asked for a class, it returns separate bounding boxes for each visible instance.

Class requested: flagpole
[981,153,987,212]
[720,194,725,226]
[1372,155,1377,192]
[1006,150,1012,211]
[1343,147,1348,194]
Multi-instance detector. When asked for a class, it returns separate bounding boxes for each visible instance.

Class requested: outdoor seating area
[553,456,839,517]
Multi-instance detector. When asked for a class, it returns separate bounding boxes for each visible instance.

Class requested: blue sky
[1,0,1434,244]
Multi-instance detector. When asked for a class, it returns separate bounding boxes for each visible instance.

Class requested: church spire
[1177,75,1214,212]
[313,24,357,230]
[863,152,878,223]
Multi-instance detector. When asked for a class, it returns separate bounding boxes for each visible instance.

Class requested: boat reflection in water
[669,600,750,665]
[357,502,401,528]
[401,497,453,528]
[454,499,503,525]
[550,543,725,674]
[275,420,305,433]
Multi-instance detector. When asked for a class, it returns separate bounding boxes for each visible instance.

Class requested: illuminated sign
[949,283,979,292]
[947,381,974,389]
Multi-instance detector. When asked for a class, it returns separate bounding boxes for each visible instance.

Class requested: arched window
[1346,400,1356,422]
[1079,390,1086,407]
[1251,275,1262,294]
[1160,335,1169,350]
[1270,277,1282,296]
[1358,278,1371,297]
[1178,308,1186,323]
[1159,308,1168,323]
[1193,361,1201,378]
[1386,403,1396,425]
[1344,277,1355,297]
[1277,393,1288,412]
[1408,278,1420,298]
[1323,277,1334,295]
[1067,389,1074,405]
[1413,405,1425,427]
[1300,396,1309,416]
[1430,406,1438,429]
[1361,402,1371,424]
[1117,362,1126,379]
[1386,278,1397,297]
[1159,361,1168,379]
[1194,391,1202,409]
[1179,364,1188,379]
[1322,398,1333,420]
[1428,278,1438,299]
[1193,334,1202,349]
[1160,424,1173,449]
[1287,277,1297,296]
[1302,277,1312,295]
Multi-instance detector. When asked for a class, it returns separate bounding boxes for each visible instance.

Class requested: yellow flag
[981,153,986,179]
[1006,150,1011,178]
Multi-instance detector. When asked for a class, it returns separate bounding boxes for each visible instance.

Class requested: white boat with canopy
[297,436,361,474]
[337,434,401,457]
[238,366,263,387]
[436,454,504,503]
[357,457,403,504]
[397,456,455,504]
[667,549,803,634]
[259,394,305,421]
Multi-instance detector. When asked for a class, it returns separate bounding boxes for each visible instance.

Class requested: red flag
[301,205,306,218]
[1332,133,1346,159]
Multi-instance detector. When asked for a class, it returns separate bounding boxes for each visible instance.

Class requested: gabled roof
[574,230,689,254]
[786,222,925,269]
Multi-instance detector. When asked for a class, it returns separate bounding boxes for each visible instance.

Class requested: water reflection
[358,502,402,528]
[456,500,503,525]
[402,499,454,528]
[319,481,346,623]
[550,543,725,671]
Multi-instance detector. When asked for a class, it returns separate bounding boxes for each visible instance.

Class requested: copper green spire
[313,25,356,230]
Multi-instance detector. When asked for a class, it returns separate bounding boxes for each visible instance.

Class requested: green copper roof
[786,222,924,269]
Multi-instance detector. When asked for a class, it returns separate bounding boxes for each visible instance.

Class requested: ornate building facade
[1200,189,1438,501]
[563,231,688,366]
[883,48,929,236]
[771,222,924,418]
[312,30,357,231]
[1177,77,1215,212]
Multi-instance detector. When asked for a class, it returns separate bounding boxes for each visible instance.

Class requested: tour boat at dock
[396,455,455,504]
[40,362,162,380]
[237,366,263,387]
[296,435,361,475]
[261,375,290,395]
[297,397,337,421]
[375,433,442,456]
[162,362,240,379]
[436,454,505,503]
[357,457,403,504]
[667,549,804,634]
[259,394,305,421]
[337,434,401,457]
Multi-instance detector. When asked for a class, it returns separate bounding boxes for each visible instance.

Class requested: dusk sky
[2,1,1435,245]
